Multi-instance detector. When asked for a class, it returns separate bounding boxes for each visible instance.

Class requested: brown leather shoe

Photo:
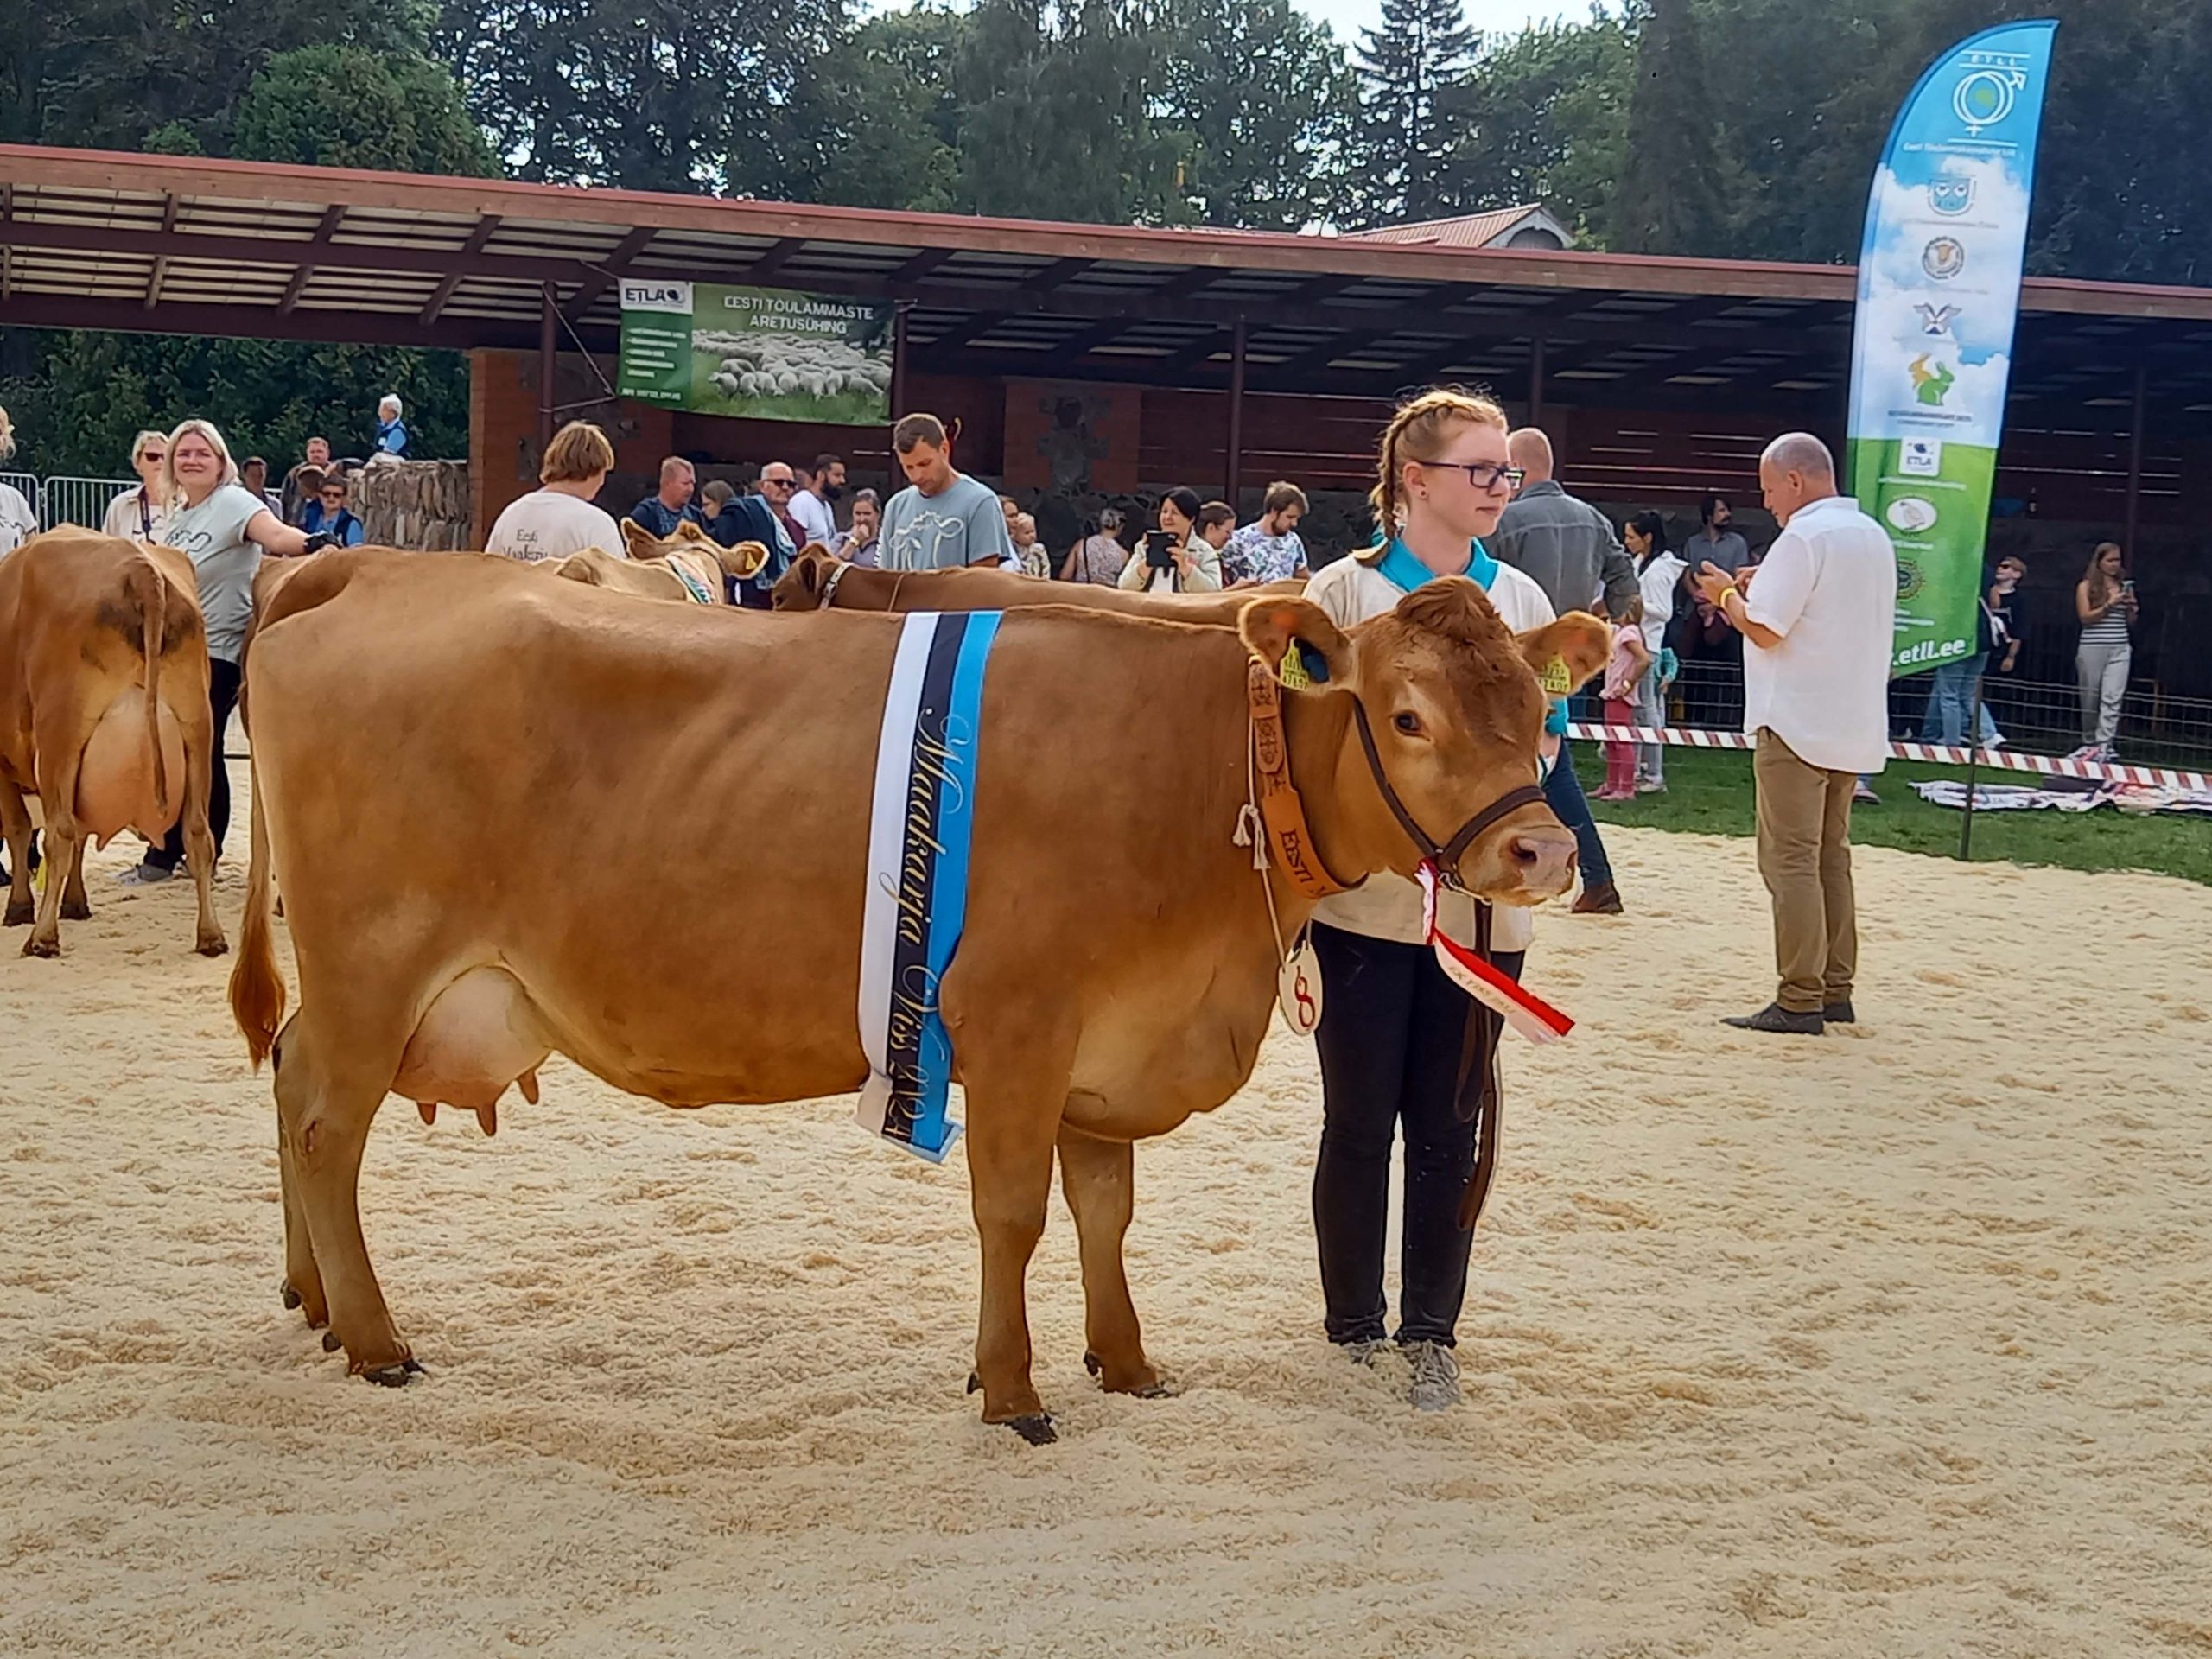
[1572,880,1624,915]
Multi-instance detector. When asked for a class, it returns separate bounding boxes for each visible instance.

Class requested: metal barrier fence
[0,473,139,535]
[41,475,137,532]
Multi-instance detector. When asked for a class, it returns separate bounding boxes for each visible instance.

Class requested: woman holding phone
[1117,486,1223,594]
[2074,541,2136,758]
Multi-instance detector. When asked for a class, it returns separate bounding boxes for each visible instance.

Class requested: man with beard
[790,453,844,548]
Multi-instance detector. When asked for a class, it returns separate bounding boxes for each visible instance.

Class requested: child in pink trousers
[1597,601,1652,801]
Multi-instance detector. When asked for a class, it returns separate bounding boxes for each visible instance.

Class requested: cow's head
[772,546,844,610]
[1238,577,1607,904]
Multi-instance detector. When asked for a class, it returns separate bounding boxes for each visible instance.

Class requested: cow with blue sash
[230,547,1605,1441]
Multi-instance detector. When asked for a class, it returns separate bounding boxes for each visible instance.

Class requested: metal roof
[4,146,2212,420]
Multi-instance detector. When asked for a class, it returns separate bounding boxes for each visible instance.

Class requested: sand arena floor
[3,776,2209,1657]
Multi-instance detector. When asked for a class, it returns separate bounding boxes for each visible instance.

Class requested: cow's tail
[228,719,285,1069]
[126,551,169,820]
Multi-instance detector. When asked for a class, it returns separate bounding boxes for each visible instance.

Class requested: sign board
[618,281,894,426]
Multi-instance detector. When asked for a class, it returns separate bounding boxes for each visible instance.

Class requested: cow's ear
[1516,611,1611,696]
[1239,595,1353,695]
[789,547,830,602]
[619,518,656,558]
[675,521,711,545]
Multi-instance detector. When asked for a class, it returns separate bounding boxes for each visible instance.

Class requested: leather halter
[1351,702,1547,892]
[815,560,853,610]
[1247,658,1548,899]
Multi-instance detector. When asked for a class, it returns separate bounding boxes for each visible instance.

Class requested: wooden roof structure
[4,145,2212,425]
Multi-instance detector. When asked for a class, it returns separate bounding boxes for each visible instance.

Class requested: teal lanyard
[1374,537,1567,741]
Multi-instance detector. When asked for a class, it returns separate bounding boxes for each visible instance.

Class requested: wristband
[1718,586,1741,611]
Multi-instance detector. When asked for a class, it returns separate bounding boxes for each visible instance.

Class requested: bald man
[1491,426,1640,914]
[1693,432,1894,1035]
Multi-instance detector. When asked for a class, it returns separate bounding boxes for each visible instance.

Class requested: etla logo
[620,279,693,315]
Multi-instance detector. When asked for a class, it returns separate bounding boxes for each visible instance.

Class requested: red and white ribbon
[1415,863,1575,1046]
[1565,721,2211,792]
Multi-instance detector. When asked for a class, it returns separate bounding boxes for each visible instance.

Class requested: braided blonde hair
[1367,386,1510,543]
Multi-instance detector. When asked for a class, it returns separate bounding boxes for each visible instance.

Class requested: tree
[232,46,495,176]
[1351,0,1478,226]
[957,0,1180,225]
[777,6,973,214]
[1440,12,1632,243]
[1614,0,1727,256]
[1153,0,1358,230]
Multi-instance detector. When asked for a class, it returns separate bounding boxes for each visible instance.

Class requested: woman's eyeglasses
[1414,459,1525,491]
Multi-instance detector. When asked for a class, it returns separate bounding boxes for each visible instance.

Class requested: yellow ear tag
[1539,657,1573,696]
[1278,645,1312,690]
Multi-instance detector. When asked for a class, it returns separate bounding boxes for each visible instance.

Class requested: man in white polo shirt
[1694,432,1895,1035]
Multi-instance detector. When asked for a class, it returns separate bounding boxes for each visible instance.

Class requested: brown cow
[230,549,1603,1437]
[0,527,226,957]
[772,545,1302,621]
[547,520,768,605]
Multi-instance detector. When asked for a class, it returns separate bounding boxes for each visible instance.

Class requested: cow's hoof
[60,899,91,922]
[966,1371,982,1395]
[1084,1351,1171,1396]
[22,935,58,958]
[195,936,229,958]
[360,1357,426,1388]
[280,1281,302,1310]
[1003,1413,1057,1446]
[3,903,31,928]
[322,1331,343,1353]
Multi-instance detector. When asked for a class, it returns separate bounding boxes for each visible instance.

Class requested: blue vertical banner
[1846,20,2058,677]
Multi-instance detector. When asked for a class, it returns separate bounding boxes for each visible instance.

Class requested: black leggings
[1310,922,1523,1348]
[148,655,242,871]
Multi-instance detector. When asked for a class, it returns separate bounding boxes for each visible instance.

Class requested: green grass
[1578,745,2212,887]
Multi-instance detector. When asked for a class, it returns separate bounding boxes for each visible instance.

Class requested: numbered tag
[1277,944,1323,1035]
[1278,644,1311,690]
[1539,656,1574,696]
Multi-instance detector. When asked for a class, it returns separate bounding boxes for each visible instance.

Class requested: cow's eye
[1393,711,1421,735]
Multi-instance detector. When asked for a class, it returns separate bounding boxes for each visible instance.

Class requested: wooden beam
[890,245,960,284]
[1019,257,1093,293]
[743,238,804,285]
[0,183,12,303]
[562,224,658,323]
[276,204,346,315]
[1041,316,1141,366]
[1225,318,1247,504]
[143,194,179,309]
[538,283,558,454]
[1269,327,1410,378]
[1153,327,1235,374]
[419,215,501,324]
[2125,362,2148,551]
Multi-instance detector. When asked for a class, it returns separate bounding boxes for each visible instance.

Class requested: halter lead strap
[1351,701,1547,887]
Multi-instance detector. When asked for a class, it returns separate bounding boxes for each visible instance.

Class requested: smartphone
[1144,529,1176,570]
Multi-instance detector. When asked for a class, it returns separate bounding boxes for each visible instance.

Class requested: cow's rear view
[0,526,226,957]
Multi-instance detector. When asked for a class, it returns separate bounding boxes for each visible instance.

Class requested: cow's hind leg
[60,834,90,921]
[277,1018,416,1384]
[1058,1126,1165,1398]
[22,815,78,957]
[270,1015,327,1330]
[961,1063,1065,1443]
[0,779,33,928]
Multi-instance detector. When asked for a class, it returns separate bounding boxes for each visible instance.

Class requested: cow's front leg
[963,1082,1063,1443]
[1058,1126,1164,1397]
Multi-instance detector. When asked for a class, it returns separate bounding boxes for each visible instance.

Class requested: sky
[1297,0,1592,46]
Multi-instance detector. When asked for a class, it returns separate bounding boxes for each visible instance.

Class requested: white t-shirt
[789,487,837,548]
[1303,550,1555,953]
[1637,551,1685,652]
[0,484,36,554]
[486,488,625,563]
[1740,494,1897,774]
[103,486,165,543]
[165,483,267,663]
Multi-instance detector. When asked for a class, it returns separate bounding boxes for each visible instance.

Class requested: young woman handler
[1300,388,1563,1412]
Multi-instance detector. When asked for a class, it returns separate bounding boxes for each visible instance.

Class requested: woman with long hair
[102,430,171,543]
[0,406,38,553]
[2073,541,2136,758]
[117,418,328,887]
[1300,388,1560,1412]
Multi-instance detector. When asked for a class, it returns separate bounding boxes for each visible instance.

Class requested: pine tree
[1351,0,1478,226]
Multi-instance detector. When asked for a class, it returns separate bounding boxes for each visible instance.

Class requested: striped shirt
[2081,588,2132,645]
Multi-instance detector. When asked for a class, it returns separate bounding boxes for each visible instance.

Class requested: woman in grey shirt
[118,418,327,887]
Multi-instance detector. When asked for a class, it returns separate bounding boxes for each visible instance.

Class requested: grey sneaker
[114,863,176,887]
[1404,1341,1460,1411]
[1342,1338,1390,1367]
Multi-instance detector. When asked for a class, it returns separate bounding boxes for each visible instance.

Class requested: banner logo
[1922,238,1967,281]
[1929,176,1975,217]
[1908,354,1956,406]
[1914,302,1961,336]
[1896,559,1926,601]
[1899,438,1943,476]
[1886,497,1938,533]
[1953,53,2031,135]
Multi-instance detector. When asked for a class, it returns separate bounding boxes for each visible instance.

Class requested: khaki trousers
[1753,729,1859,1014]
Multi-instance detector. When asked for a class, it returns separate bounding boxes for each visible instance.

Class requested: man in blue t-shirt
[375,394,410,459]
[876,412,1016,572]
[297,473,366,546]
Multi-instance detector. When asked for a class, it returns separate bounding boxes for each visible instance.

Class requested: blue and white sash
[855,610,1003,1160]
